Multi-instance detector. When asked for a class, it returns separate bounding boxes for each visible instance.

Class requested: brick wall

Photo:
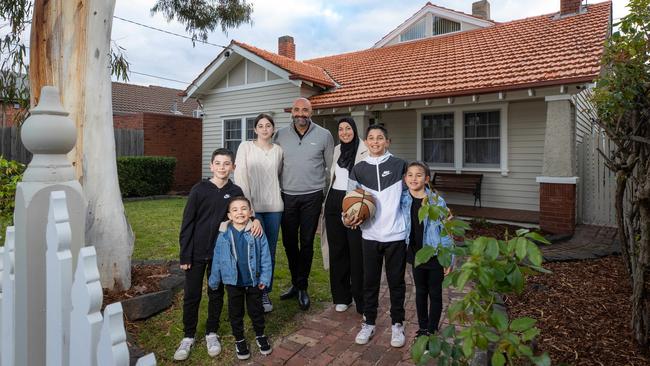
[560,0,582,15]
[539,183,576,235]
[141,112,202,192]
[113,113,143,129]
[1,105,25,127]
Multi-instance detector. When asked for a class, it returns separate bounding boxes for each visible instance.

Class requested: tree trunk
[616,170,632,276]
[30,0,133,290]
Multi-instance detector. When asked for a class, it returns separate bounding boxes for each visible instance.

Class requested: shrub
[117,156,176,197]
[411,193,551,366]
[0,156,25,220]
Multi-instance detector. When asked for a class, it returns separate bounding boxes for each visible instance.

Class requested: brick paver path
[542,224,619,261]
[252,271,464,366]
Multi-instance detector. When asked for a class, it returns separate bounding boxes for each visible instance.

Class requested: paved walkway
[249,224,619,365]
[252,272,464,366]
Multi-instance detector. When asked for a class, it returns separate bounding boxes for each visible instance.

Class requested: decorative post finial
[20,86,77,182]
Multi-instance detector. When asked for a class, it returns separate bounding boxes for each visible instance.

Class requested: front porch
[448,204,539,225]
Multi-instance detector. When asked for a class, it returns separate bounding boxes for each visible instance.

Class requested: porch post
[351,111,371,138]
[537,95,578,235]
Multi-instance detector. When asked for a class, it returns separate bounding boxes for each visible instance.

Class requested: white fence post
[46,191,74,366]
[97,302,130,366]
[70,246,104,366]
[1,227,15,366]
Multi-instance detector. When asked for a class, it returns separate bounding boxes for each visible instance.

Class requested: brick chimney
[472,0,490,20]
[278,36,295,59]
[560,0,582,15]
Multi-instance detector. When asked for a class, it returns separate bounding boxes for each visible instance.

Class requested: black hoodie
[179,179,243,264]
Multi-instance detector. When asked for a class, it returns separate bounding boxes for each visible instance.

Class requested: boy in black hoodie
[174,148,262,361]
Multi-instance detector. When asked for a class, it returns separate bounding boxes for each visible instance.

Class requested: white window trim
[220,114,260,149]
[416,102,509,176]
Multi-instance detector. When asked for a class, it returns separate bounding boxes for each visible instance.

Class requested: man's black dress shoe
[280,286,299,300]
[298,290,310,310]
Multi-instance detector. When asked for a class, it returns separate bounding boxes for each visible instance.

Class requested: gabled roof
[112,82,199,116]
[373,2,495,48]
[304,1,611,108]
[232,41,336,87]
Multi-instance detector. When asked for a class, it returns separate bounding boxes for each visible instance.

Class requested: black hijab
[337,117,360,172]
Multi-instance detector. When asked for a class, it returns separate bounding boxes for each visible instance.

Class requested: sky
[38,0,637,90]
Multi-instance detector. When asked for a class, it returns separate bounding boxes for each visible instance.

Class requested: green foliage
[0,156,25,220]
[0,0,31,115]
[117,156,176,197]
[411,192,551,366]
[151,0,254,44]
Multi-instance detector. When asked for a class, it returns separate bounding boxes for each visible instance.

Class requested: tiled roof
[303,1,611,108]
[233,41,336,87]
[112,82,200,116]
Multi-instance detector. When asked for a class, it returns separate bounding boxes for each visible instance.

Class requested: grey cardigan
[320,140,369,270]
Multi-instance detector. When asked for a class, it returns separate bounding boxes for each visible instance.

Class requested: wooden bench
[431,172,483,207]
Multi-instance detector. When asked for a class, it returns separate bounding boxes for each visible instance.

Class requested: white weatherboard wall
[201,81,301,178]
[382,99,545,212]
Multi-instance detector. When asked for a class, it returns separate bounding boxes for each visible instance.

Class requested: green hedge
[0,156,25,220]
[117,156,176,197]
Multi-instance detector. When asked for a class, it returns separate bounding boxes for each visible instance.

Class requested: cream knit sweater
[234,141,284,213]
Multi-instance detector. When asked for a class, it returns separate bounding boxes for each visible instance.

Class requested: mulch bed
[505,256,650,365]
[102,264,168,307]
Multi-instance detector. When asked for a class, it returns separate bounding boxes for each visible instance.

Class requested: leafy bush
[411,193,551,366]
[117,156,176,197]
[0,156,25,220]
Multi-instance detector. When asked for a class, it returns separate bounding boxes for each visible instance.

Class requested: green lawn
[124,198,332,365]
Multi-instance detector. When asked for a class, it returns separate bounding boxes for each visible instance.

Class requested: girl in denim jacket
[401,161,453,338]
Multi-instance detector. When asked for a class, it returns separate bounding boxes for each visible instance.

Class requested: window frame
[463,110,501,168]
[421,112,455,167]
[416,103,509,176]
[221,115,259,155]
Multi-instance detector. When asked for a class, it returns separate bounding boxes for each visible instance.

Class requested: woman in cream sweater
[321,117,368,314]
[234,113,283,313]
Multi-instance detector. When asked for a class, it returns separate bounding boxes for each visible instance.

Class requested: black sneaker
[256,335,272,355]
[235,339,250,360]
[415,329,430,339]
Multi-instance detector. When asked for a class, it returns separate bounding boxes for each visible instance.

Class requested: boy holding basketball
[344,125,408,348]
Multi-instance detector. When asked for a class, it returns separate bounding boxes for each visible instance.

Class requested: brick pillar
[538,179,577,235]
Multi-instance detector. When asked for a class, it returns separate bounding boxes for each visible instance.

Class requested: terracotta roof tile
[304,1,611,108]
[112,82,199,116]
[233,41,336,87]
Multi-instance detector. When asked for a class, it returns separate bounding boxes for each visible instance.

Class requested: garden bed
[506,256,650,365]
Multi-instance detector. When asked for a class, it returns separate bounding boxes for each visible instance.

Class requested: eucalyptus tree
[0,0,253,290]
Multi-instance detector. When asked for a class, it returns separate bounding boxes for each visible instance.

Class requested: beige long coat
[320,140,368,270]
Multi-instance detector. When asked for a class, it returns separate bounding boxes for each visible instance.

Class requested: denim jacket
[208,220,272,289]
[401,187,453,250]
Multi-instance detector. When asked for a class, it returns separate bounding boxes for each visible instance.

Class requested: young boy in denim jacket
[209,196,273,360]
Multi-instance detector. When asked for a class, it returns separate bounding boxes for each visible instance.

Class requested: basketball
[342,188,376,221]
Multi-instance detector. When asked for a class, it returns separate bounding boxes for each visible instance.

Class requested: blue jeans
[256,212,282,292]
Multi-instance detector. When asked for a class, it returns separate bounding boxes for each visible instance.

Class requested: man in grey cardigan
[274,97,334,310]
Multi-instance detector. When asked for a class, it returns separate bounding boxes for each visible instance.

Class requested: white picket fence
[0,191,156,366]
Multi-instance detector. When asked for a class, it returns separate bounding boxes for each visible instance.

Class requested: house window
[422,113,454,165]
[400,19,426,42]
[432,17,460,35]
[223,116,257,155]
[464,111,500,167]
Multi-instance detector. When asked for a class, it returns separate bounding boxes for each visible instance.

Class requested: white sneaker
[391,323,406,348]
[205,333,221,357]
[335,303,351,312]
[355,323,376,345]
[173,337,194,361]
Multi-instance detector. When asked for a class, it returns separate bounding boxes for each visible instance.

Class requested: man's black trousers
[362,239,407,325]
[182,261,224,338]
[226,285,265,340]
[281,191,324,290]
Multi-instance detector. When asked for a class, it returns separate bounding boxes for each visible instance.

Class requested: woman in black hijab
[321,117,368,314]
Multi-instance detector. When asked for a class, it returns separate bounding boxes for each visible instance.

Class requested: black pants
[412,259,444,332]
[362,239,407,325]
[182,261,224,338]
[281,191,324,290]
[325,189,364,312]
[226,285,265,340]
